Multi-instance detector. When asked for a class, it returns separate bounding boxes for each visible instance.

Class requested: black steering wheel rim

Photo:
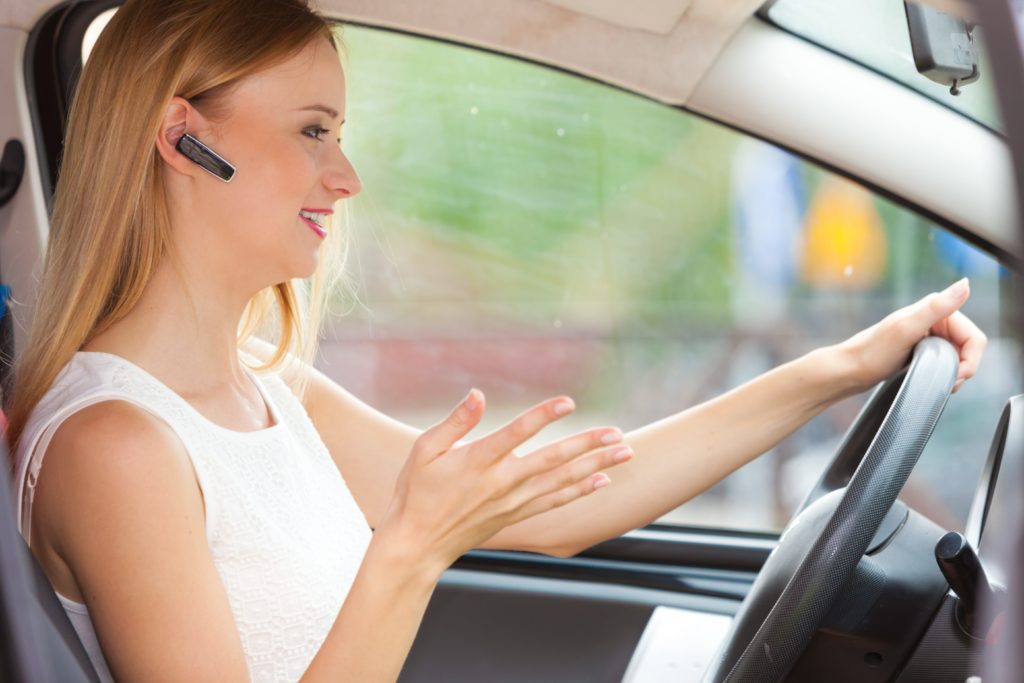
[703,336,960,683]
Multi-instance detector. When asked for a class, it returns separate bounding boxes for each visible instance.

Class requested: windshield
[765,0,1001,132]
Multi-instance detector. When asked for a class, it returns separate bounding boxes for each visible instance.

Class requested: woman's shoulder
[15,351,224,494]
[44,399,193,479]
[21,352,165,445]
[29,398,210,630]
[29,396,197,509]
[29,399,202,573]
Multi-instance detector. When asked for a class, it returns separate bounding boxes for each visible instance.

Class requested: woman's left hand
[838,278,987,395]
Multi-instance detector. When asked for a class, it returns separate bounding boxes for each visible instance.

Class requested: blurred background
[323,23,1022,535]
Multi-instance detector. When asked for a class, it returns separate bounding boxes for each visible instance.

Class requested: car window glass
[335,25,1021,533]
[82,16,1022,534]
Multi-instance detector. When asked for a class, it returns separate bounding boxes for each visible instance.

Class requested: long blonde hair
[6,0,343,454]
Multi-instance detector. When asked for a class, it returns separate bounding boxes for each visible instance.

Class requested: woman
[7,0,986,681]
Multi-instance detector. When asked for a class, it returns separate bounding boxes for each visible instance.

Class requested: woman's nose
[324,148,362,200]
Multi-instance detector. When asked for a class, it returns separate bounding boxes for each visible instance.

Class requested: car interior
[1,0,1022,681]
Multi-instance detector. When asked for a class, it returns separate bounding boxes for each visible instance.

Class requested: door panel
[400,567,743,683]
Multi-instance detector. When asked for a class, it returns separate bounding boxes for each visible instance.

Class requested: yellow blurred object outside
[801,178,887,289]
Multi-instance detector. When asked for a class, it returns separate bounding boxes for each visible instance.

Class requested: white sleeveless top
[12,351,373,682]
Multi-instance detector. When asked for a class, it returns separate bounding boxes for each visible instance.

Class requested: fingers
[471,396,577,461]
[512,472,614,523]
[900,279,987,393]
[524,443,633,498]
[504,439,633,521]
[513,427,624,479]
[921,281,986,391]
[415,389,485,460]
[938,311,988,376]
[935,310,987,393]
[909,278,970,332]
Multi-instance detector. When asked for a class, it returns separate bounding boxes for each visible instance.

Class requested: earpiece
[175,133,236,182]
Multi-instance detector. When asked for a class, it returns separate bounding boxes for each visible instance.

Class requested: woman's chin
[253,246,321,286]
[291,251,321,280]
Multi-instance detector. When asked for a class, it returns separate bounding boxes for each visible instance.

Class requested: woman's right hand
[376,389,633,573]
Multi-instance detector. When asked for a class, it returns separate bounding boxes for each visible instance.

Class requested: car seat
[0,431,98,682]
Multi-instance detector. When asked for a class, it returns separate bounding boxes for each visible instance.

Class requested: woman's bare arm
[489,344,852,555]
[493,282,988,554]
[253,280,987,558]
[32,389,625,681]
[278,341,843,556]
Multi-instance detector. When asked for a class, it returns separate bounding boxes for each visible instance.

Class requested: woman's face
[177,37,359,289]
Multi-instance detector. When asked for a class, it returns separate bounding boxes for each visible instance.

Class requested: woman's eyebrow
[295,104,342,121]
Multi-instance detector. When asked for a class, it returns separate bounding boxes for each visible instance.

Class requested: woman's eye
[303,126,331,141]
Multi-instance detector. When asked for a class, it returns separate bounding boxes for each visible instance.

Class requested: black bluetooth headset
[175,133,236,182]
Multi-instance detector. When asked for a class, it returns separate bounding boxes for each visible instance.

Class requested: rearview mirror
[904,1,980,95]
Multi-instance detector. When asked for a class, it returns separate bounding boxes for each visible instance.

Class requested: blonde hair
[6,0,344,454]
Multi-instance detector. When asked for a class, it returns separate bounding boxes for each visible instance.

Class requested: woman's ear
[155,97,202,177]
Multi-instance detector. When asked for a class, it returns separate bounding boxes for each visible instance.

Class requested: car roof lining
[319,0,765,105]
[4,0,765,105]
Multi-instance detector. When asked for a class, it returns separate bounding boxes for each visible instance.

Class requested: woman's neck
[81,257,256,398]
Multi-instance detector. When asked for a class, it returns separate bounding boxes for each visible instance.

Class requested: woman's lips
[300,215,327,238]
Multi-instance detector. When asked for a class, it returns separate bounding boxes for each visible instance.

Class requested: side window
[335,26,1020,533]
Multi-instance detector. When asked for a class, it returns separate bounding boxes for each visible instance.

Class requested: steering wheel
[702,336,959,683]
